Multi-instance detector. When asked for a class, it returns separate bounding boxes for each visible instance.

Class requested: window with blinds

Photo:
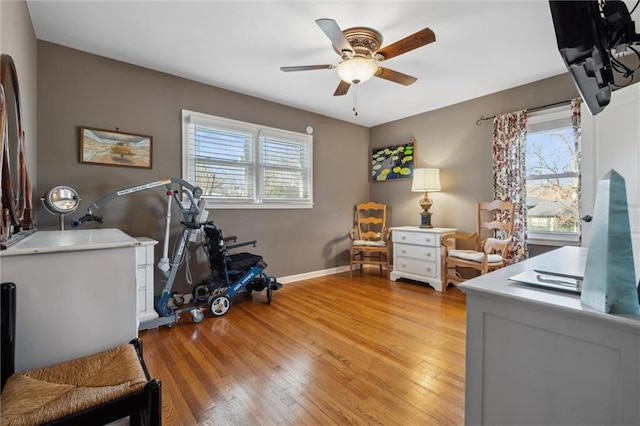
[182,110,313,208]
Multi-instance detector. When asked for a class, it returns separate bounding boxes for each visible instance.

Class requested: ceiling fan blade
[280,65,334,72]
[376,27,436,60]
[316,18,354,56]
[375,67,417,86]
[333,80,351,96]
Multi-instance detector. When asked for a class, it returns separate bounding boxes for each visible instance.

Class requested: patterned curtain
[571,98,583,240]
[492,110,528,263]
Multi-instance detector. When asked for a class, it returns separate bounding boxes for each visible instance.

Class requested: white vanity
[0,228,143,371]
[460,246,640,425]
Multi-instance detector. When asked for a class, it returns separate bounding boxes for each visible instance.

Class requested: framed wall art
[371,141,415,182]
[80,127,153,169]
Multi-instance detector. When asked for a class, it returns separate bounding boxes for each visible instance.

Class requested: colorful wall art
[371,141,415,182]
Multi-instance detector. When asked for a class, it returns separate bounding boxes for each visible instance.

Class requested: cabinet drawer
[395,257,438,279]
[135,246,151,265]
[136,241,156,264]
[395,243,437,261]
[393,231,439,247]
[137,289,147,313]
[136,267,147,290]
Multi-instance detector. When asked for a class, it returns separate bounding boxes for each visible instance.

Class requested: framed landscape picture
[371,141,415,182]
[80,127,153,169]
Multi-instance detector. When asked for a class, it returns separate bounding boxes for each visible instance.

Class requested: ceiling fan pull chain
[353,84,358,116]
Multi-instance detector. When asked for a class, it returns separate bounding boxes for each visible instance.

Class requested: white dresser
[135,237,158,327]
[390,226,456,292]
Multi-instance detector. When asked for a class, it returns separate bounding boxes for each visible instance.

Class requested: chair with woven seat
[441,200,515,288]
[1,282,162,426]
[349,202,391,278]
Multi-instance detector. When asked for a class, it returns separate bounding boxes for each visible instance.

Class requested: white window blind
[182,110,313,208]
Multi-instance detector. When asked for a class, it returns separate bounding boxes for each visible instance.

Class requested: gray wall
[36,41,370,291]
[370,74,579,240]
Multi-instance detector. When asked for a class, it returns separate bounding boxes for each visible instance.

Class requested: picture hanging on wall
[80,127,153,169]
[371,141,415,182]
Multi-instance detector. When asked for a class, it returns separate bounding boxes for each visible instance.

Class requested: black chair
[1,282,162,425]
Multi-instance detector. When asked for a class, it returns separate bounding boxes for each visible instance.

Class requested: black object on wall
[1,282,16,390]
[549,0,640,115]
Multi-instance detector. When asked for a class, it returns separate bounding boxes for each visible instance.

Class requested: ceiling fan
[281,18,436,96]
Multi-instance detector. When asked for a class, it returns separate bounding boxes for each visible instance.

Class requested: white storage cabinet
[390,226,456,292]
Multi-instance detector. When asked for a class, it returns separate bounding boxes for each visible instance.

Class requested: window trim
[182,110,313,209]
[525,104,581,246]
[527,231,581,247]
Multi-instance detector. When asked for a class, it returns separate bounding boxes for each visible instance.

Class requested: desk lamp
[411,168,441,228]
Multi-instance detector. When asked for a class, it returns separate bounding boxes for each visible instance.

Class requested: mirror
[0,84,5,240]
[42,186,80,230]
[1,53,33,244]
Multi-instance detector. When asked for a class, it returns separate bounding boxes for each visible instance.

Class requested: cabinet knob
[402,249,407,254]
[401,235,406,240]
[425,252,431,257]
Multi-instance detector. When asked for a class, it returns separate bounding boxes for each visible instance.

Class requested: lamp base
[419,211,433,228]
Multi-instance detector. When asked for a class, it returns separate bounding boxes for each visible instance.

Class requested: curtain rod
[475,99,572,126]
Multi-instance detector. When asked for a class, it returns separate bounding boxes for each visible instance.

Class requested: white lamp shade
[411,168,441,192]
[336,57,378,84]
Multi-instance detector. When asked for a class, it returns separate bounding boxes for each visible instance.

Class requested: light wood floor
[139,269,467,425]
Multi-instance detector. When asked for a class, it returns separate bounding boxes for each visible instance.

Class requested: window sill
[204,201,313,209]
[527,231,580,247]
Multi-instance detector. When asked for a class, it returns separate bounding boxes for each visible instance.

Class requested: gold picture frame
[371,141,415,182]
[80,127,152,169]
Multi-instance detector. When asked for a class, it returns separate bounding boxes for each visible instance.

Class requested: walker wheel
[172,294,185,306]
[191,308,205,324]
[192,284,209,302]
[209,295,231,316]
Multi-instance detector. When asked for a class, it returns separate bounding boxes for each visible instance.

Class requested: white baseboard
[278,265,351,284]
[278,264,390,284]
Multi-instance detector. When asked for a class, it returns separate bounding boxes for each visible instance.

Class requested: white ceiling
[26,0,569,127]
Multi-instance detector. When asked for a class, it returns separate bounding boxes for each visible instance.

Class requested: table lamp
[411,168,441,228]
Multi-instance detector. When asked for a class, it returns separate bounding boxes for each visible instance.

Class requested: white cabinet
[0,229,139,371]
[135,237,158,327]
[460,247,640,426]
[390,227,456,292]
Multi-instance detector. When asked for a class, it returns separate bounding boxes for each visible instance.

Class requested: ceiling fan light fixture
[336,57,377,84]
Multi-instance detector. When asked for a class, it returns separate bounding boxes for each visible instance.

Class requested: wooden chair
[349,202,391,278]
[441,200,515,287]
[1,282,162,425]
